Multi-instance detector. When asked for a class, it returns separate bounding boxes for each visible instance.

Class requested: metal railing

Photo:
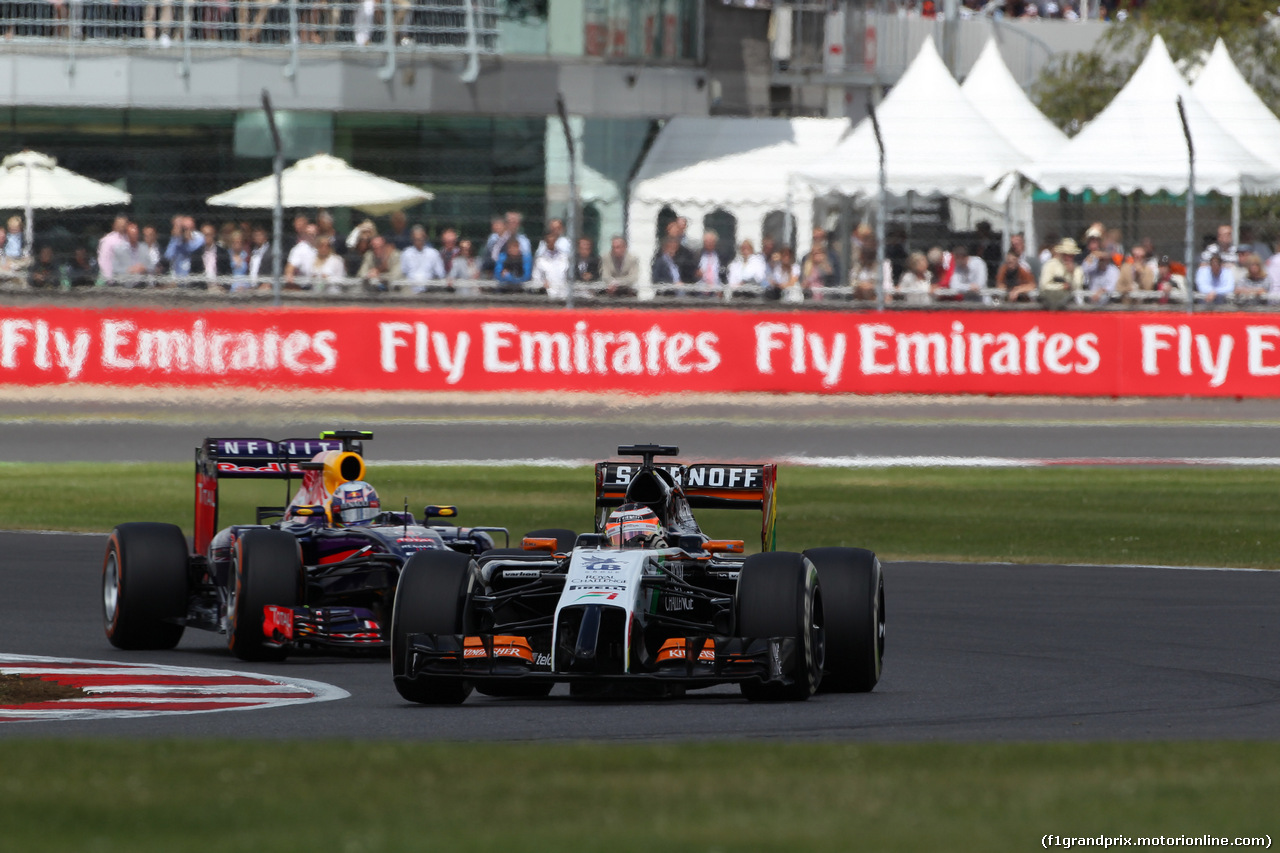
[1,0,499,79]
[6,269,1275,312]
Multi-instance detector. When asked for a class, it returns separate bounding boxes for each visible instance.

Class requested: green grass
[7,464,1280,846]
[7,462,1280,568]
[0,741,1276,852]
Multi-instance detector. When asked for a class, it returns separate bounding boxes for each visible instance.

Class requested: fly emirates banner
[3,305,1280,397]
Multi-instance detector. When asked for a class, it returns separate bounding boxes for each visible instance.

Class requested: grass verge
[6,462,1280,568]
[0,740,1276,852]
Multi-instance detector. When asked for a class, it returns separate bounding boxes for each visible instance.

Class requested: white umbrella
[206,153,433,215]
[0,150,132,251]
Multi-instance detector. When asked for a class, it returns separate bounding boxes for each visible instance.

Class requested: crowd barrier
[3,304,1280,398]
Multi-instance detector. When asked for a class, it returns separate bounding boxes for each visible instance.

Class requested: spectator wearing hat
[1038,238,1083,309]
[1195,247,1235,305]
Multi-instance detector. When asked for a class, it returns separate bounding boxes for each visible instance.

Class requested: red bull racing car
[391,444,885,703]
[103,430,509,661]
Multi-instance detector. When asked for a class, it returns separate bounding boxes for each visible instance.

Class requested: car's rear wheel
[736,551,824,701]
[803,547,884,692]
[103,523,189,650]
[228,530,302,662]
[391,550,476,705]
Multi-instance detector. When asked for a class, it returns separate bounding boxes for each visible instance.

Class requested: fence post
[285,0,300,78]
[379,0,397,81]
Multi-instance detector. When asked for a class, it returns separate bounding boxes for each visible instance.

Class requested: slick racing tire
[391,550,476,705]
[736,551,825,702]
[228,529,302,662]
[523,528,578,552]
[103,522,189,650]
[803,547,884,693]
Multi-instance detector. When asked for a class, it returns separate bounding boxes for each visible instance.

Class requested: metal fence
[0,0,499,53]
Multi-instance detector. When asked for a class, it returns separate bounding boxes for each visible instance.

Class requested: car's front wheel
[391,550,476,705]
[736,551,824,701]
[227,529,302,662]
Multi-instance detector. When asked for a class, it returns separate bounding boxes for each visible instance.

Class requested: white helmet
[604,503,663,548]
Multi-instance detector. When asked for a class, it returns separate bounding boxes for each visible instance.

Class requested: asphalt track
[9,395,1280,463]
[4,530,1280,741]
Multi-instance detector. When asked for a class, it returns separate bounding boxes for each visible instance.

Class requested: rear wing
[594,460,778,552]
[194,431,372,554]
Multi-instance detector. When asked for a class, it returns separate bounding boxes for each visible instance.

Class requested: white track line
[369,455,1280,468]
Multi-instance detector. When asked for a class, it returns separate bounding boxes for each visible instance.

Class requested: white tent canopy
[1191,39,1280,171]
[1024,35,1280,196]
[961,38,1068,161]
[960,38,1069,254]
[207,153,432,215]
[627,116,849,281]
[0,150,131,249]
[792,37,1028,198]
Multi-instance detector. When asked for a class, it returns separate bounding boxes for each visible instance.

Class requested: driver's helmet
[604,503,663,548]
[329,481,381,527]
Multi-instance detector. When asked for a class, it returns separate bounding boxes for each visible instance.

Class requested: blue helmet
[330,481,380,527]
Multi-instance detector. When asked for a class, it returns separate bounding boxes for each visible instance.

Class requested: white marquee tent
[1191,39,1280,172]
[626,116,849,283]
[961,38,1067,161]
[791,37,1027,199]
[960,38,1069,253]
[1023,35,1280,196]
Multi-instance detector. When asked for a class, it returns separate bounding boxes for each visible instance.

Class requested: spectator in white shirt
[531,231,570,300]
[947,244,987,300]
[310,239,347,291]
[400,225,445,292]
[1195,248,1235,305]
[285,224,318,289]
[695,230,724,295]
[1267,249,1280,300]
[97,215,129,282]
[536,218,572,259]
[726,239,767,298]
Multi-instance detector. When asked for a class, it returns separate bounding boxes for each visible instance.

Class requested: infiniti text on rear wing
[595,461,778,551]
[194,435,356,554]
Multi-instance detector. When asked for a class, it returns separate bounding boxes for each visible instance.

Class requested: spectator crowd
[0,208,644,300]
[5,206,1280,310]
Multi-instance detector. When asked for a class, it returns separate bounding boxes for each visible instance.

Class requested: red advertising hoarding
[2,304,1279,398]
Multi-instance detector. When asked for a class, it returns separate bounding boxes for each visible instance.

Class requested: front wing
[264,605,387,649]
[402,633,801,685]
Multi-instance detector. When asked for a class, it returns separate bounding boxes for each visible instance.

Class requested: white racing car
[391,444,884,704]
